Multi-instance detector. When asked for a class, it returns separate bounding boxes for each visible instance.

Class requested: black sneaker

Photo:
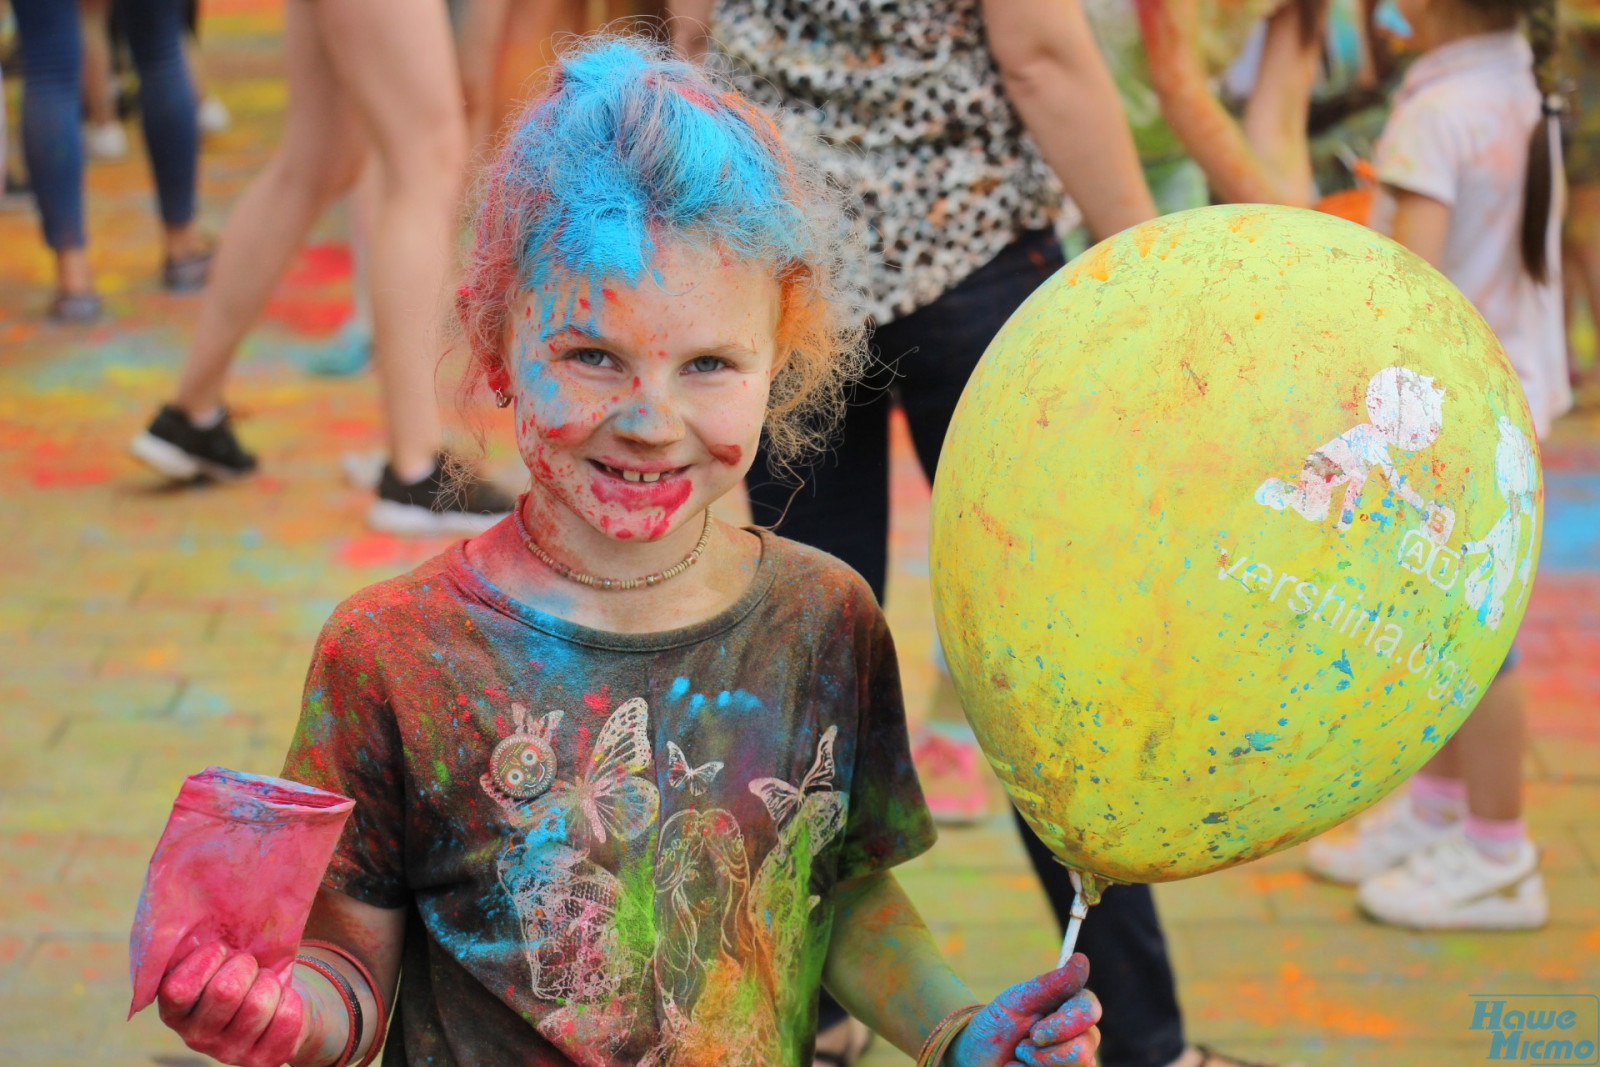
[368,454,515,535]
[130,404,258,481]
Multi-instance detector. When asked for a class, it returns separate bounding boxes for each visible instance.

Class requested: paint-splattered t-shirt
[709,0,1063,325]
[282,530,935,1067]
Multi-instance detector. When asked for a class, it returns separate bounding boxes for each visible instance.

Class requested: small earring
[493,389,512,409]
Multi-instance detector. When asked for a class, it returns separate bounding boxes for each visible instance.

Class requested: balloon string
[1056,869,1089,968]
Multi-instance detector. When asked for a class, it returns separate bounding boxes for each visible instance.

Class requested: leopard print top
[711,0,1065,325]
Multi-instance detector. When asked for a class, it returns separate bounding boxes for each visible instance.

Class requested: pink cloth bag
[128,766,354,1017]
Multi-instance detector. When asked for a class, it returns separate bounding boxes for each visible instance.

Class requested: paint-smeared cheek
[514,363,611,459]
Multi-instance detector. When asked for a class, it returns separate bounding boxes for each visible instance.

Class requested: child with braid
[1306,0,1570,927]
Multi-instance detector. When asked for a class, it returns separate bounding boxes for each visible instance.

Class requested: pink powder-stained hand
[947,955,1102,1067]
[128,768,354,1017]
[157,941,311,1067]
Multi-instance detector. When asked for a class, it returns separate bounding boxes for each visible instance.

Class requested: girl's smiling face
[507,242,782,543]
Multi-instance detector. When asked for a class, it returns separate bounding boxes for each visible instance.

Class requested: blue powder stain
[1336,679,1351,691]
[1278,717,1289,726]
[1243,731,1278,752]
[667,676,690,701]
[1333,651,1354,678]
[1422,724,1437,740]
[716,689,766,715]
[1541,472,1600,573]
[1208,713,1219,721]
[688,693,707,715]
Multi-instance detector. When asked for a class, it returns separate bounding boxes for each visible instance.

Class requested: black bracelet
[295,953,364,1067]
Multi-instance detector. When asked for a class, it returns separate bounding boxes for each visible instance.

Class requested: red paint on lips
[589,470,694,512]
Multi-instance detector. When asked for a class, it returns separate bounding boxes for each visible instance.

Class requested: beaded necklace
[514,498,713,591]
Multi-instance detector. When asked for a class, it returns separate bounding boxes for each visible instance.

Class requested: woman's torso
[711,0,1061,323]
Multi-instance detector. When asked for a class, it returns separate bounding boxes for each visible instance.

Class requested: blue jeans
[751,230,1189,1067]
[12,0,198,251]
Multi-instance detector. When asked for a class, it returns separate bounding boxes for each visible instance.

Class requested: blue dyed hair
[459,35,865,464]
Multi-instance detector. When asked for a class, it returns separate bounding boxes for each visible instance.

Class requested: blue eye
[571,348,611,368]
[688,356,726,373]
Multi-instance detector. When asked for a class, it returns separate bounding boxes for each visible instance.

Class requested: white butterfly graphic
[665,741,724,796]
[749,725,843,844]
[544,697,661,844]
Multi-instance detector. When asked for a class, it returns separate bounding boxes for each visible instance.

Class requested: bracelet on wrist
[916,1003,984,1067]
[301,939,387,1067]
[294,955,361,1067]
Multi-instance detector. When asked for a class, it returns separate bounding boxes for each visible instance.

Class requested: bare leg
[79,0,117,127]
[493,0,589,137]
[1418,735,1463,780]
[163,220,207,261]
[1450,671,1526,821]
[315,0,465,479]
[173,0,365,419]
[457,0,513,160]
[1419,669,1523,821]
[348,154,380,336]
[57,248,95,296]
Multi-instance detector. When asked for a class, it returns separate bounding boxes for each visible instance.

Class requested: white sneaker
[1305,797,1452,885]
[198,96,232,135]
[1357,831,1548,930]
[85,121,129,161]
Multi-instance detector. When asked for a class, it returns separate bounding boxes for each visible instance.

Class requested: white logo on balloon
[1254,367,1446,529]
[1253,367,1532,631]
[1461,417,1537,630]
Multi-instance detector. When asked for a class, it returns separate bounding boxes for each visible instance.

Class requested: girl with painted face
[149,37,1103,1067]
[1305,0,1569,929]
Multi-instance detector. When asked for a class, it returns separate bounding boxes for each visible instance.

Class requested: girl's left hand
[947,953,1101,1067]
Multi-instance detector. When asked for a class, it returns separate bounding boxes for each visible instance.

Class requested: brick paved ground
[2,5,1596,1063]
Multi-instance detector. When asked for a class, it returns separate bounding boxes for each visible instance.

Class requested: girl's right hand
[157,941,309,1067]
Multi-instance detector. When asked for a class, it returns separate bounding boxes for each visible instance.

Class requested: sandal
[163,249,213,293]
[48,291,103,324]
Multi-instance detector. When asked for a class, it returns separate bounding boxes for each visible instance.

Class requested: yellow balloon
[931,205,1541,886]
